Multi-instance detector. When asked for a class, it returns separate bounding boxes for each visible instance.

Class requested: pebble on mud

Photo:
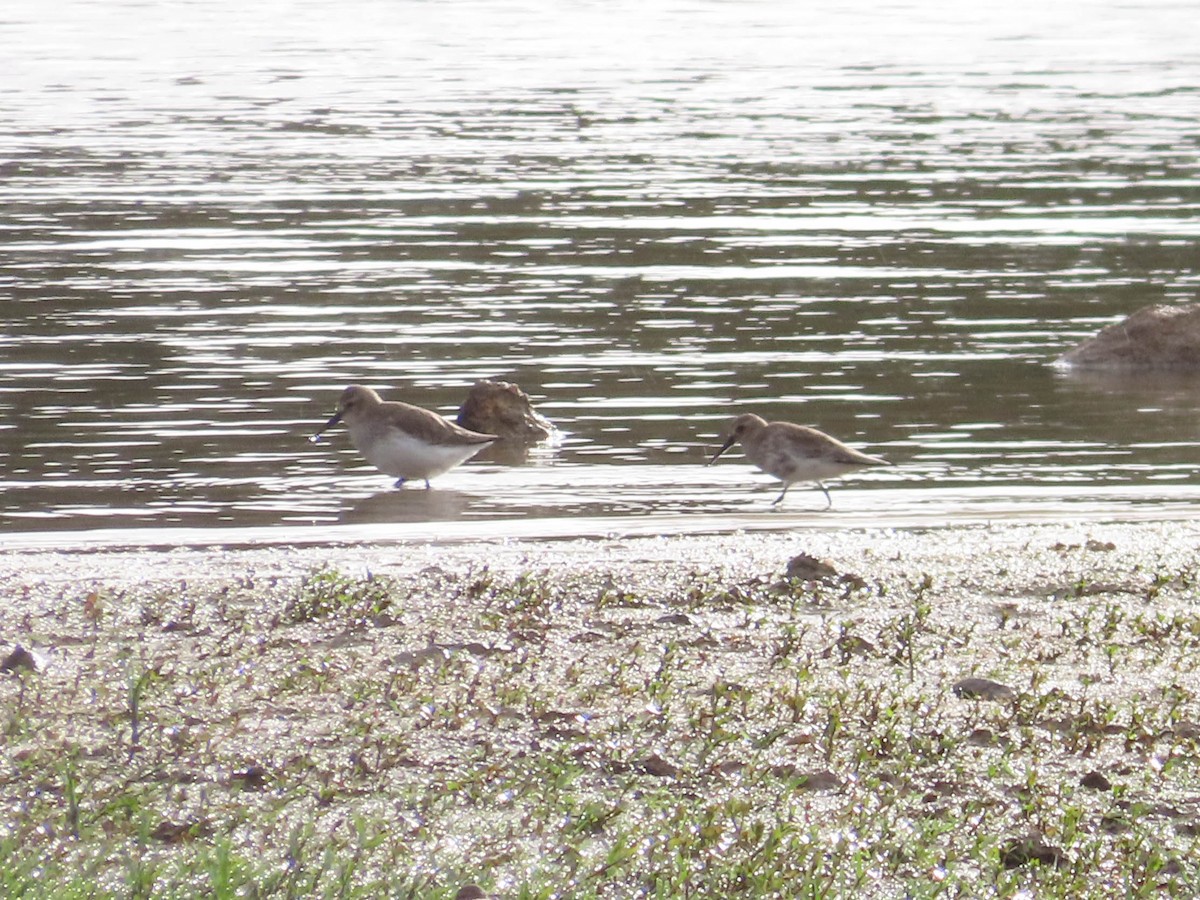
[1081,771,1113,791]
[1000,834,1066,869]
[0,645,40,674]
[952,677,1016,702]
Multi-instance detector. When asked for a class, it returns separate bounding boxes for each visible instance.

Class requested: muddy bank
[4,518,1200,897]
[4,518,1199,592]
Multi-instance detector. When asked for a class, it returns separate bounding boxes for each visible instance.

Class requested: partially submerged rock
[1057,303,1200,370]
[456,380,556,442]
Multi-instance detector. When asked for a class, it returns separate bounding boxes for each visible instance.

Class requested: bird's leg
[423,479,432,490]
[771,483,790,506]
[817,481,833,509]
[394,478,407,489]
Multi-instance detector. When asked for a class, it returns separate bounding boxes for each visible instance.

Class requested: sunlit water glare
[2,0,1199,542]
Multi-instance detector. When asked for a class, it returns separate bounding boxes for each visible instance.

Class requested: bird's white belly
[353,428,487,480]
[759,450,863,485]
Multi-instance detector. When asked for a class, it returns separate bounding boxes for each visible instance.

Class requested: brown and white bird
[709,413,890,508]
[312,385,497,489]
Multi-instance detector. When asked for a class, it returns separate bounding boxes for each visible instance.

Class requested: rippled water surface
[3,0,1200,541]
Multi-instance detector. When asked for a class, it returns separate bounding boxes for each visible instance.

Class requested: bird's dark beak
[310,409,343,443]
[708,434,737,466]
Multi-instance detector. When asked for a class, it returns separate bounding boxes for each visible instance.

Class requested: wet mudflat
[3,520,1200,896]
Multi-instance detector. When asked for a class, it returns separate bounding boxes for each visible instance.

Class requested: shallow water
[3,0,1200,542]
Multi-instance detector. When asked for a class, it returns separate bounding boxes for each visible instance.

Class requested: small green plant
[127,661,161,755]
[880,574,935,680]
[62,755,81,840]
[285,568,396,624]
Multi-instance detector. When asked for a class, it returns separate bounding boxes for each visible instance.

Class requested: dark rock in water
[1057,303,1200,370]
[456,380,555,442]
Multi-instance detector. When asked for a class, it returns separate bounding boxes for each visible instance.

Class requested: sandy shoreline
[5,516,1200,895]
[4,517,1199,592]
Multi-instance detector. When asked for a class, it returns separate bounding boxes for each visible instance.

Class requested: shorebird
[708,413,890,508]
[312,385,497,489]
